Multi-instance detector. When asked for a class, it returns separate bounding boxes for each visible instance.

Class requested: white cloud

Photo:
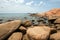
[2,0,25,4]
[34,1,45,7]
[38,1,44,6]
[15,0,24,3]
[26,1,34,6]
[0,5,38,13]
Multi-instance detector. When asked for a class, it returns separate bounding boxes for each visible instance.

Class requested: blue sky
[0,0,60,13]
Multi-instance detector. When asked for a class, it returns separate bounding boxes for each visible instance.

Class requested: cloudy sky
[0,0,60,13]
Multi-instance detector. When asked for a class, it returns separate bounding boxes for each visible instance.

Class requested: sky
[0,0,60,13]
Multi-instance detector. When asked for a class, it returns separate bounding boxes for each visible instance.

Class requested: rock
[57,27,60,30]
[50,28,57,34]
[50,32,60,40]
[0,20,21,40]
[45,8,60,20]
[55,24,60,30]
[19,26,27,35]
[27,26,51,40]
[54,18,60,23]
[22,20,32,27]
[23,34,29,40]
[8,32,22,40]
[19,26,27,31]
[37,8,60,20]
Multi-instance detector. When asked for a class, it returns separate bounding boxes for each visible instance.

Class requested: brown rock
[27,26,51,40]
[37,8,60,20]
[45,8,60,20]
[0,20,21,40]
[19,26,27,31]
[19,26,27,35]
[22,20,32,27]
[8,32,22,40]
[55,24,60,30]
[23,34,29,40]
[50,28,57,34]
[50,32,60,40]
[54,18,60,23]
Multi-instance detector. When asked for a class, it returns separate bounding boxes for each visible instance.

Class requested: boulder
[23,34,29,40]
[27,26,51,40]
[0,20,21,40]
[19,26,27,31]
[50,32,60,40]
[19,26,27,35]
[22,20,32,27]
[55,24,60,30]
[8,32,22,40]
[50,28,57,34]
[45,8,60,20]
[54,18,60,23]
[37,8,60,20]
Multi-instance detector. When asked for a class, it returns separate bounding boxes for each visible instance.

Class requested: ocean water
[0,13,48,25]
[0,13,35,21]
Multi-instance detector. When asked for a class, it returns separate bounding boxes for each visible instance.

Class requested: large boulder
[8,32,22,40]
[27,26,51,40]
[37,8,60,20]
[50,32,60,40]
[0,20,21,40]
[45,8,60,20]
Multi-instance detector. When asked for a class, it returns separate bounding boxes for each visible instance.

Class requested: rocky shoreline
[0,8,60,40]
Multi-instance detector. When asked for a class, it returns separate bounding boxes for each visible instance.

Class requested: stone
[27,26,51,40]
[19,26,27,35]
[23,34,29,40]
[50,28,57,34]
[0,20,21,40]
[22,20,32,27]
[55,24,60,30]
[8,32,22,40]
[54,18,60,23]
[37,8,60,20]
[19,26,27,31]
[50,32,60,40]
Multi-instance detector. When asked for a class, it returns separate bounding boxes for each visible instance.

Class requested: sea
[0,13,48,24]
[0,13,36,22]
